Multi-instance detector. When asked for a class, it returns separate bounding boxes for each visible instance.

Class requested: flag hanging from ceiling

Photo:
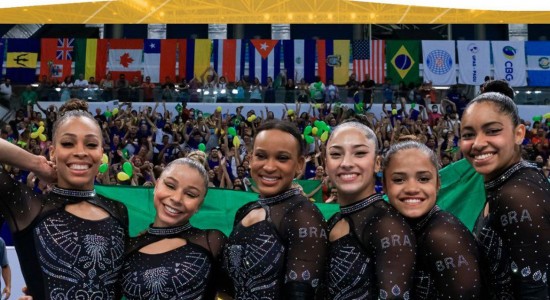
[143,39,178,83]
[386,40,420,85]
[352,40,386,84]
[178,39,212,81]
[212,39,246,83]
[248,39,281,85]
[457,40,491,86]
[526,41,550,87]
[422,40,457,85]
[74,39,109,81]
[283,39,316,83]
[40,38,74,80]
[107,39,143,81]
[491,41,527,87]
[6,38,39,84]
[0,39,5,73]
[317,40,350,85]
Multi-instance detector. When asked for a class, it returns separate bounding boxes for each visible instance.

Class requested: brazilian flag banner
[386,40,421,85]
[97,159,485,237]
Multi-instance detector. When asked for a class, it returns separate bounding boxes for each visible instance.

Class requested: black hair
[481,79,515,99]
[381,140,440,183]
[466,92,520,127]
[52,98,100,143]
[255,120,306,156]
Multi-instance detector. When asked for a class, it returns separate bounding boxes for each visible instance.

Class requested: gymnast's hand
[33,156,57,185]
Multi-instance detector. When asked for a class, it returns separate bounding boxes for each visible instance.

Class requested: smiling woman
[122,158,229,299]
[460,91,550,298]
[0,99,128,300]
[382,140,481,299]
[223,120,328,299]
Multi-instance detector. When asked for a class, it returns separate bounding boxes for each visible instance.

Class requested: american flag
[56,38,74,61]
[352,40,386,84]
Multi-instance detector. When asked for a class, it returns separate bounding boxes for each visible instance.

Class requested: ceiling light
[0,0,111,9]
[351,0,550,11]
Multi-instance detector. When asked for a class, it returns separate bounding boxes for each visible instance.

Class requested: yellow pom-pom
[117,172,130,181]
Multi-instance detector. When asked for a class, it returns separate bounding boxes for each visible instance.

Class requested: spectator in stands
[141,76,155,102]
[73,73,88,89]
[249,77,262,103]
[116,73,130,101]
[0,237,10,300]
[20,84,38,117]
[129,76,142,101]
[345,73,359,103]
[309,76,325,104]
[361,74,376,104]
[100,72,114,101]
[0,78,13,107]
[264,76,275,103]
[284,78,296,103]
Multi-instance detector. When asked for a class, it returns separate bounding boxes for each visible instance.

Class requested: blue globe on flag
[426,50,453,75]
[394,54,412,71]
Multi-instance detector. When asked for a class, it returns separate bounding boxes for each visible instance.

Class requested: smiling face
[325,127,378,203]
[50,116,103,190]
[250,129,304,198]
[459,101,525,181]
[384,148,440,219]
[153,164,206,227]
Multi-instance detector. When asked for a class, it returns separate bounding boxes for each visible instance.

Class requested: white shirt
[0,83,12,98]
[74,79,89,88]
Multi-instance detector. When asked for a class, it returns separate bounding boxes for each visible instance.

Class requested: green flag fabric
[386,40,421,85]
[437,158,486,230]
[96,159,485,237]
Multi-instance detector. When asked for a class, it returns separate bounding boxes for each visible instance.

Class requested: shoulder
[233,201,258,224]
[94,195,129,225]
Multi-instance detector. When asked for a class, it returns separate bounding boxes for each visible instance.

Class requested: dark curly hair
[52,98,100,143]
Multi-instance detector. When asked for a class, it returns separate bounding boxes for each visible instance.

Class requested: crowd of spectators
[0,73,549,203]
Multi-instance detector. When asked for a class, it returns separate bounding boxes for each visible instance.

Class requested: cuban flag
[283,40,316,83]
[212,39,246,83]
[248,39,281,85]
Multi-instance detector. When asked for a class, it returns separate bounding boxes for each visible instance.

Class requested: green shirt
[21,90,38,106]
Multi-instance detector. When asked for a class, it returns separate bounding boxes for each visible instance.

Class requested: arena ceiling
[1,0,549,24]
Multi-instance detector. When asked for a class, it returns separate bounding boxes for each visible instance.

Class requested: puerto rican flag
[248,39,281,85]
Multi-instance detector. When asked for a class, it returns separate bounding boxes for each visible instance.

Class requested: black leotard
[473,161,550,299]
[0,168,128,300]
[326,193,416,300]
[410,206,481,299]
[223,188,328,299]
[122,223,226,300]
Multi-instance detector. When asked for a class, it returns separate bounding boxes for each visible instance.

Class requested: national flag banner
[178,39,212,81]
[491,41,527,87]
[248,39,281,85]
[0,39,5,72]
[6,38,39,84]
[526,41,550,86]
[352,40,386,84]
[283,39,316,83]
[107,39,143,81]
[316,40,350,85]
[212,39,246,83]
[40,38,74,80]
[422,40,457,85]
[143,39,178,83]
[386,40,420,85]
[457,40,491,85]
[75,38,100,80]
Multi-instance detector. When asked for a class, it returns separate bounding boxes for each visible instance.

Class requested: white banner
[491,41,527,87]
[457,40,491,85]
[422,40,457,85]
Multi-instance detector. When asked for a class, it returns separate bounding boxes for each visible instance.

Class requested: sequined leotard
[223,188,328,299]
[409,206,481,299]
[122,223,226,300]
[0,169,128,300]
[473,161,550,299]
[325,193,416,300]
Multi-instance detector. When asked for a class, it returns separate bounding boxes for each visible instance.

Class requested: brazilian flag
[386,40,420,85]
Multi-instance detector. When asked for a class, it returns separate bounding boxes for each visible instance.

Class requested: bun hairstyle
[481,79,515,99]
[52,98,99,142]
[187,150,208,167]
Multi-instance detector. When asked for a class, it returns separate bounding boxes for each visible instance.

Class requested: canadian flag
[107,39,143,81]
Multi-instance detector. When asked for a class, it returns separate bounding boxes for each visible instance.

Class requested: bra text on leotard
[299,227,328,239]
[381,234,413,249]
[500,209,532,227]
[435,255,469,272]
